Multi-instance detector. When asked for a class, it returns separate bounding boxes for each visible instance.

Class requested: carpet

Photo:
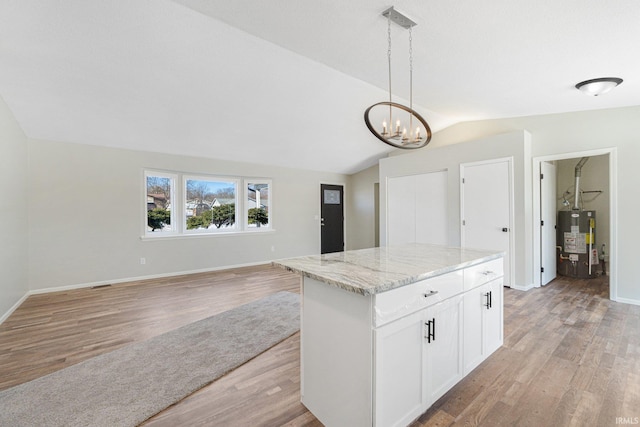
[0,291,300,427]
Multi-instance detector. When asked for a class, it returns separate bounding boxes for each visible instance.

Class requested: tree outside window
[246,182,270,228]
[146,173,175,233]
[185,177,237,232]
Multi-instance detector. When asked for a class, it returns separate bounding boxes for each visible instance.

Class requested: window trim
[142,170,273,239]
[183,174,240,234]
[144,170,178,237]
[244,178,272,232]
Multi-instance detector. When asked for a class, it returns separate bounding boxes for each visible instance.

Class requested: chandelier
[364,6,431,150]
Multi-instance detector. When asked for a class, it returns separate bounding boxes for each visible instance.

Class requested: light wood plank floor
[1,265,639,426]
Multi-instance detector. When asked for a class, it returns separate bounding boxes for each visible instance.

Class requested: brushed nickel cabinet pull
[423,290,439,298]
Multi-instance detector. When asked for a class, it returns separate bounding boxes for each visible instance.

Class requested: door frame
[460,157,515,288]
[532,148,617,301]
[539,160,557,286]
[319,181,347,253]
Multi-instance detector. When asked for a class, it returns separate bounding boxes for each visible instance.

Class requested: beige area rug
[0,291,300,427]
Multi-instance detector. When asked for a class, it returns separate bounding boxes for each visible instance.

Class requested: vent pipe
[573,157,589,210]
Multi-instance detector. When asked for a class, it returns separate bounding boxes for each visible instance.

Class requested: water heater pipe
[588,219,593,275]
[573,157,589,210]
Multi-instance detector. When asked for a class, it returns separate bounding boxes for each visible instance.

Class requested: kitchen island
[274,244,504,427]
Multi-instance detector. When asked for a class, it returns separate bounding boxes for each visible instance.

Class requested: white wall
[379,131,533,290]
[389,106,639,304]
[27,139,346,292]
[0,96,29,320]
[346,163,378,250]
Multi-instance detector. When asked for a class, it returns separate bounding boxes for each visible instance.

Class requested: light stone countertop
[273,243,504,296]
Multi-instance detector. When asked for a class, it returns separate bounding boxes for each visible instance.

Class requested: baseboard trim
[614,296,640,307]
[1,261,275,325]
[509,283,536,291]
[0,292,30,325]
[27,260,271,296]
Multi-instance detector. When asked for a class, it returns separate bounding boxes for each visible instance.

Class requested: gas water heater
[557,210,596,279]
[556,157,598,279]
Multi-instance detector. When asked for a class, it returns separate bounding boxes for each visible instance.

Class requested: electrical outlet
[140,257,146,265]
[271,246,275,252]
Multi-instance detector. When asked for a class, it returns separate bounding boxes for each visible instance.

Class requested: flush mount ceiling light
[364,6,431,150]
[575,77,623,96]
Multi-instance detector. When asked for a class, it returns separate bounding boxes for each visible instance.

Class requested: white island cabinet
[274,244,504,427]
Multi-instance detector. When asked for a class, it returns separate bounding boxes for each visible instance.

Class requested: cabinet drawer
[374,270,464,327]
[463,258,503,291]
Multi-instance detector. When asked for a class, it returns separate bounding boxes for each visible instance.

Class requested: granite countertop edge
[273,249,504,296]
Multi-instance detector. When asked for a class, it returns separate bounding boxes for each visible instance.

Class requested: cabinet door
[374,310,427,427]
[463,279,503,375]
[424,295,463,405]
[483,279,503,356]
[462,284,485,374]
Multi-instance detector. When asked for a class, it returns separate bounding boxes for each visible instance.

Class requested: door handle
[425,318,436,343]
[484,291,492,309]
[502,228,509,232]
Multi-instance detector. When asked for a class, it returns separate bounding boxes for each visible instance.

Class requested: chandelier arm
[364,102,431,149]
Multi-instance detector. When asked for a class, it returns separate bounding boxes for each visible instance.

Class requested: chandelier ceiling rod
[364,6,431,150]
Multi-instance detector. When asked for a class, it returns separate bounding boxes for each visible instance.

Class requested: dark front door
[321,184,344,254]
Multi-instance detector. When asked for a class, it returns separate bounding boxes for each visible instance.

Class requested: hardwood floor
[1,266,639,426]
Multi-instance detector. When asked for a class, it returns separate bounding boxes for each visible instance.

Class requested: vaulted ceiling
[1,1,639,174]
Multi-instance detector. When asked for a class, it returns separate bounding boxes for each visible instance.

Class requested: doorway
[320,184,344,254]
[533,148,616,300]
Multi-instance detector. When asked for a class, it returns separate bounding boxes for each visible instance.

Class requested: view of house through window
[185,177,238,231]
[144,170,271,237]
[246,182,270,228]
[146,172,175,233]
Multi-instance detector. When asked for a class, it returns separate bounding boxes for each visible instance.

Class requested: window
[185,176,238,233]
[145,171,176,234]
[246,180,271,229]
[143,170,272,238]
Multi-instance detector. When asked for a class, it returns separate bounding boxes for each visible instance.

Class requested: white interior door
[388,171,447,246]
[540,161,557,285]
[415,171,448,245]
[387,175,416,246]
[461,159,512,287]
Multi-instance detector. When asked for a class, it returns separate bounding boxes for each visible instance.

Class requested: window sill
[140,228,276,241]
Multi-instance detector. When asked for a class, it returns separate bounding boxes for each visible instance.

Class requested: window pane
[185,178,237,231]
[146,174,174,233]
[247,182,270,229]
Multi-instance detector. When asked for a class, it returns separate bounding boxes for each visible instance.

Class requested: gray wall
[26,139,346,292]
[346,163,379,251]
[0,96,29,320]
